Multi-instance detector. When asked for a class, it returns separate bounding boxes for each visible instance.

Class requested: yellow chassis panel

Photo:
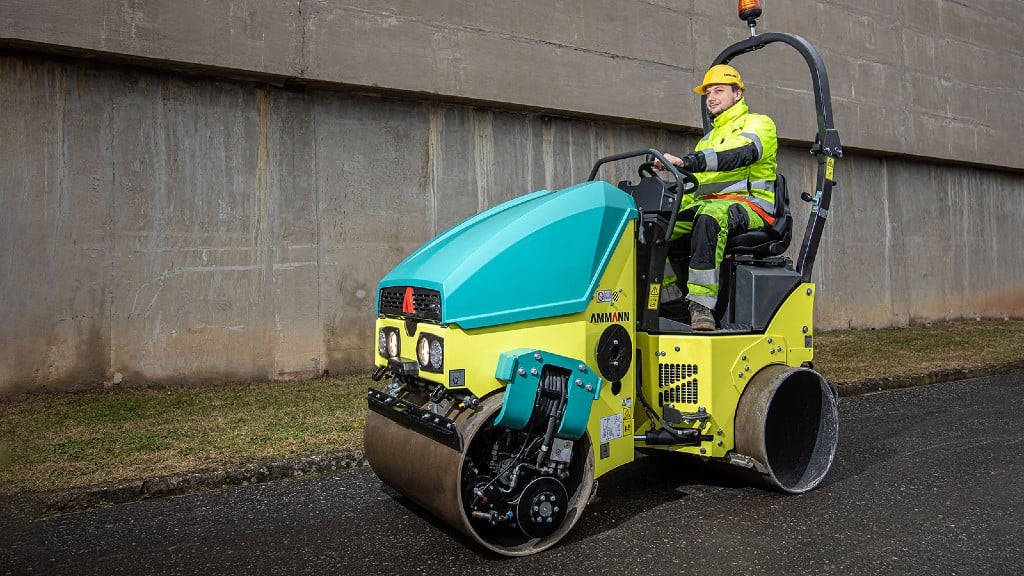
[635,283,816,459]
[374,221,639,478]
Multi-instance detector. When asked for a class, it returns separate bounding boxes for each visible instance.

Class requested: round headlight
[429,339,443,370]
[387,331,400,358]
[417,336,431,367]
[378,330,388,356]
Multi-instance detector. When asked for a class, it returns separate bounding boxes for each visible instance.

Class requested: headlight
[416,334,444,373]
[429,339,443,371]
[379,328,401,358]
[387,330,400,358]
[417,336,431,367]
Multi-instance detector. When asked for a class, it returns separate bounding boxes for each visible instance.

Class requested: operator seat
[620,172,793,258]
[724,173,792,257]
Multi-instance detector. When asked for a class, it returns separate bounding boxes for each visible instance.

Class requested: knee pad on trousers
[690,214,720,271]
[727,203,751,235]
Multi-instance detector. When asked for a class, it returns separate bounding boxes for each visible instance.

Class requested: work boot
[688,300,716,331]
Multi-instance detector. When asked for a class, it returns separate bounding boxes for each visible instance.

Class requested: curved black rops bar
[588,148,692,245]
[703,32,843,282]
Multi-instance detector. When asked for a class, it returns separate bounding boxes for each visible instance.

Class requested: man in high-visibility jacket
[654,64,778,330]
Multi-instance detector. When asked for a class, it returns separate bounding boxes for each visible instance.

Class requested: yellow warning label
[825,157,835,181]
[647,284,660,310]
[623,420,633,436]
[623,407,632,420]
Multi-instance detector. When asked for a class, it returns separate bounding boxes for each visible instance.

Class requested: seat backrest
[768,173,792,240]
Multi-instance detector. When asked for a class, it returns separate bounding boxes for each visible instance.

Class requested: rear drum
[734,365,839,493]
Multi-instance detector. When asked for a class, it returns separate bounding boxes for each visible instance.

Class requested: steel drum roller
[365,390,596,556]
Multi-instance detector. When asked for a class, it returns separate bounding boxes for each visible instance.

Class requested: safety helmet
[693,64,745,95]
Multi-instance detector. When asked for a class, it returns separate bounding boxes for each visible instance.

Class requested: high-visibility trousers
[667,199,765,310]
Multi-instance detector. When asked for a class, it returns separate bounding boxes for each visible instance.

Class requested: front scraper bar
[366,388,464,451]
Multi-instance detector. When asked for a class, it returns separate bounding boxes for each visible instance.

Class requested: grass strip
[1,377,367,493]
[814,319,1024,384]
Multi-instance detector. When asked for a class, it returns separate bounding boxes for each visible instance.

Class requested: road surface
[4,372,1022,575]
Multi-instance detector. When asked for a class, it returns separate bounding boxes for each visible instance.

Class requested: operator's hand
[653,153,688,172]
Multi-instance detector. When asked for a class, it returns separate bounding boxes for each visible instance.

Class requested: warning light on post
[738,0,762,21]
[738,0,762,36]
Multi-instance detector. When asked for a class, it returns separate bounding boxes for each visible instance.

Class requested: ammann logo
[590,311,630,324]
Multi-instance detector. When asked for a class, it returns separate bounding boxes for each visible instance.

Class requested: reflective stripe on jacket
[689,98,778,212]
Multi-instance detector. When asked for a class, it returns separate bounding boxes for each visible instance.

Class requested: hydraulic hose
[536,368,568,465]
[635,385,701,445]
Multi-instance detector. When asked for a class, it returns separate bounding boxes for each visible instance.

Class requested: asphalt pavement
[3,372,1023,575]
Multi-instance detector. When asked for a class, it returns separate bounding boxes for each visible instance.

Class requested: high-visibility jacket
[681,98,778,220]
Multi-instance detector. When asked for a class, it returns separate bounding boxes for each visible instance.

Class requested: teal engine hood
[378,181,638,330]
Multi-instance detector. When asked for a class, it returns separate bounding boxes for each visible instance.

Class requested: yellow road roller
[365,4,843,556]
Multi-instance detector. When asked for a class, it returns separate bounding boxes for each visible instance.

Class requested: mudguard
[493,348,602,440]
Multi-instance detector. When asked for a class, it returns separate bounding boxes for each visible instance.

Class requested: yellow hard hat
[693,64,745,95]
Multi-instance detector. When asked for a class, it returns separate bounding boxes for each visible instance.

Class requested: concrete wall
[3,0,1022,170]
[1,1,1022,391]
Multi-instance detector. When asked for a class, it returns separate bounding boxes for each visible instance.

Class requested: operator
[653,64,778,331]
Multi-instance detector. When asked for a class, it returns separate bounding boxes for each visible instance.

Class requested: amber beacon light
[738,0,763,36]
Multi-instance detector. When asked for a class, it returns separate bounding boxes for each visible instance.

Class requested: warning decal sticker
[600,413,623,443]
[648,284,661,310]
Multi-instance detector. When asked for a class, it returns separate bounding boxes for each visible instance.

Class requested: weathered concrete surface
[2,1,1023,390]
[806,151,1024,329]
[1,1,1022,170]
[1,53,1021,392]
[0,55,692,390]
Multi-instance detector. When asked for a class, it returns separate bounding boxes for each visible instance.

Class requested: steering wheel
[637,162,660,179]
[586,148,700,244]
[637,160,700,195]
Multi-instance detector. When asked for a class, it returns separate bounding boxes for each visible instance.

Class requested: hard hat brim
[693,82,739,95]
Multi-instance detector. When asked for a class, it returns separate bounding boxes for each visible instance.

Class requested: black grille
[657,363,699,405]
[378,286,442,321]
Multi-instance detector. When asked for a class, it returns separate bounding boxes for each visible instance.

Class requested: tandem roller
[363,0,842,556]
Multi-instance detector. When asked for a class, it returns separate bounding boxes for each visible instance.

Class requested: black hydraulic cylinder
[636,427,702,446]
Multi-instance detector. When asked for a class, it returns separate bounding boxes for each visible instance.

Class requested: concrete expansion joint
[339,3,690,72]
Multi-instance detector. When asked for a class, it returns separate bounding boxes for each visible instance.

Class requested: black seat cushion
[725,173,792,256]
